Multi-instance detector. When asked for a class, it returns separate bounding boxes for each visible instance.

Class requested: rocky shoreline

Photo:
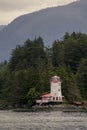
[12,104,87,112]
[0,104,87,112]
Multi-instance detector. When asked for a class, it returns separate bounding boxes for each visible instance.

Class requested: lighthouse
[36,75,64,104]
[50,75,63,102]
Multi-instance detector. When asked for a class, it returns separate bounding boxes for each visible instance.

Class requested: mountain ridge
[0,0,87,61]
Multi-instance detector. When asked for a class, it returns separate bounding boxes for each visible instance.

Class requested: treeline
[0,32,87,107]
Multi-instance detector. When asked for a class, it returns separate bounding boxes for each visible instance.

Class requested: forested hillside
[0,32,87,107]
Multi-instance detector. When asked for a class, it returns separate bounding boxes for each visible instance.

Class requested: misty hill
[0,0,87,61]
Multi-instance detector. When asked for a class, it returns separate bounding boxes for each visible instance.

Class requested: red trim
[41,93,51,98]
[52,80,58,83]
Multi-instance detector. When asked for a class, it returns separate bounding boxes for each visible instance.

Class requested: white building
[36,75,64,105]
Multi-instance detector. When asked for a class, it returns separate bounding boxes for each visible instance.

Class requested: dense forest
[0,32,87,107]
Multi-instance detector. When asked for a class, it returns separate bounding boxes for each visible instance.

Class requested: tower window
[59,82,61,86]
[58,89,60,91]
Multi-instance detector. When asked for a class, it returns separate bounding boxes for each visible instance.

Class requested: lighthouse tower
[50,75,63,102]
[36,75,64,105]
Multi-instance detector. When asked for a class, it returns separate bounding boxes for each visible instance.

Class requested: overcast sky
[0,0,76,25]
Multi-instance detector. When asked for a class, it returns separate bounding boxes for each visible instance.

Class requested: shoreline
[0,104,87,112]
[12,104,87,112]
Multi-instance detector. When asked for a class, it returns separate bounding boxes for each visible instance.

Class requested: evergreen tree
[76,58,87,100]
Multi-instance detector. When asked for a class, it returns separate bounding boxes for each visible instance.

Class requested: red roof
[41,93,51,98]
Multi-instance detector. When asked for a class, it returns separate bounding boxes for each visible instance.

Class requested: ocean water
[0,110,87,130]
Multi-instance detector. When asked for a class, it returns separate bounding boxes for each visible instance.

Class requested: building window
[56,97,58,100]
[53,97,55,100]
[59,97,61,101]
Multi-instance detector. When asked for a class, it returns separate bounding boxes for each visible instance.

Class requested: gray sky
[0,0,76,25]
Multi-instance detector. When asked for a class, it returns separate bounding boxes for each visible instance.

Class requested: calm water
[0,110,87,130]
